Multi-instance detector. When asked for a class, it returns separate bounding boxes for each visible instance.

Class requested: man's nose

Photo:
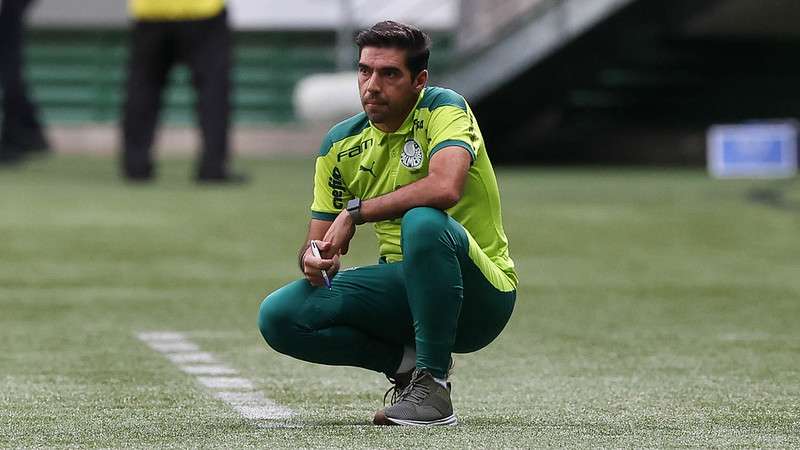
[365,73,380,92]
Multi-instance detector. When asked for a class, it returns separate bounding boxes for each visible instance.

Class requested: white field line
[137,331,186,341]
[180,365,238,375]
[197,376,254,389]
[148,341,199,353]
[136,331,295,423]
[166,352,216,364]
[215,392,294,419]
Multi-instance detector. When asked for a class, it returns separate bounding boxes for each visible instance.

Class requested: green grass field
[1,155,799,448]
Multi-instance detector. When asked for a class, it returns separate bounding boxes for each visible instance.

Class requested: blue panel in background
[722,139,783,164]
[707,122,798,178]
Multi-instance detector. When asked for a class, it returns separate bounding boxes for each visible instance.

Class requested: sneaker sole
[379,413,458,427]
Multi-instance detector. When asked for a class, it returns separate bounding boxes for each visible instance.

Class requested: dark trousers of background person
[0,0,48,163]
[122,9,231,180]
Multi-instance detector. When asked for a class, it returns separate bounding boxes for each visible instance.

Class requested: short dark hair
[355,21,431,76]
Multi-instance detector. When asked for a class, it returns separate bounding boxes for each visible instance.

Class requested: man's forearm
[360,175,461,223]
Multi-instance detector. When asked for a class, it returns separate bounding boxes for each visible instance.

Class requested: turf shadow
[746,184,800,213]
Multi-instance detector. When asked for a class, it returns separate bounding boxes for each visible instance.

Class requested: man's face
[358,46,427,132]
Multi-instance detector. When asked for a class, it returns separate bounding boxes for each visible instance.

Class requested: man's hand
[322,210,356,257]
[301,240,340,287]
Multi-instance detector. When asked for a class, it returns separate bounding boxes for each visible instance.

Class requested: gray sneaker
[373,369,457,426]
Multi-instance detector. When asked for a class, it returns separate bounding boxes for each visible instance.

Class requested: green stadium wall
[26,29,453,126]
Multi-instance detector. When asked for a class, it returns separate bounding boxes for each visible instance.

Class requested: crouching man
[258,21,518,426]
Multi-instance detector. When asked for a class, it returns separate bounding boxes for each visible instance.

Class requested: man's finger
[315,240,332,251]
[315,240,339,259]
[325,255,341,278]
[320,247,338,259]
[304,271,324,286]
[326,268,339,278]
[306,256,335,271]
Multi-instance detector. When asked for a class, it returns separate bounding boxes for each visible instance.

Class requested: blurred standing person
[0,0,50,165]
[122,0,244,183]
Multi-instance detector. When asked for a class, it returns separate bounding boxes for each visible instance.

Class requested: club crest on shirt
[401,139,424,169]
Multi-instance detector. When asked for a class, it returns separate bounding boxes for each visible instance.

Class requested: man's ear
[414,69,428,93]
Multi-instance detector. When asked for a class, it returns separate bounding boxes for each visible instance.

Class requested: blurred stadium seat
[25,30,336,125]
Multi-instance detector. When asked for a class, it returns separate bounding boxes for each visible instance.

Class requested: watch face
[401,139,424,169]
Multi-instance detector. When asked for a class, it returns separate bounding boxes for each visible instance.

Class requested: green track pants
[258,207,516,379]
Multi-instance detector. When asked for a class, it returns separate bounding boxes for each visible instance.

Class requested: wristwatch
[346,198,365,225]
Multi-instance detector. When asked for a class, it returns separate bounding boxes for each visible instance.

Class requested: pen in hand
[310,240,332,289]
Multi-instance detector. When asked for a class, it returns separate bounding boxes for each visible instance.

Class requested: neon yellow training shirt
[311,86,517,291]
[129,0,225,20]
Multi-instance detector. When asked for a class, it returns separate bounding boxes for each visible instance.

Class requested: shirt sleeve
[427,105,477,163]
[310,153,352,222]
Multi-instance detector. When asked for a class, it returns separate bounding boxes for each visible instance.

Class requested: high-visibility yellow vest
[129,0,225,20]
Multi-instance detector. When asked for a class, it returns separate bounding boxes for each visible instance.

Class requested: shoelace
[382,370,410,406]
[383,365,451,406]
[383,372,430,406]
[390,371,431,406]
[399,377,430,405]
[382,374,410,406]
[383,384,401,406]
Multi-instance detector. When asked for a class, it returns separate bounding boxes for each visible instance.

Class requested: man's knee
[401,207,460,255]
[257,283,303,354]
[401,207,450,249]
